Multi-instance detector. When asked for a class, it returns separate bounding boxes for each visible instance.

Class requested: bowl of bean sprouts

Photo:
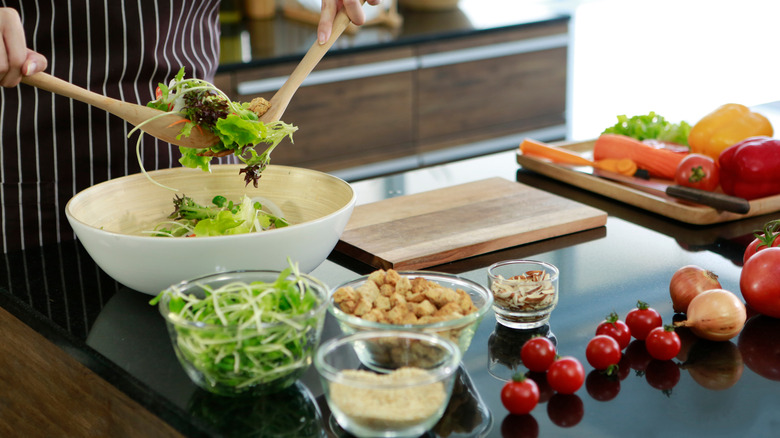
[154,267,329,396]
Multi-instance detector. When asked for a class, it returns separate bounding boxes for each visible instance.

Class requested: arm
[317,0,382,44]
[0,7,47,87]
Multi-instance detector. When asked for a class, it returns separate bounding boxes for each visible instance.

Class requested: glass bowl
[156,269,329,396]
[315,330,461,438]
[328,271,493,354]
[487,260,559,329]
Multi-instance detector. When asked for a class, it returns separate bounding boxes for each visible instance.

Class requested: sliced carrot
[593,134,686,179]
[594,158,638,176]
[519,138,594,166]
[166,118,191,128]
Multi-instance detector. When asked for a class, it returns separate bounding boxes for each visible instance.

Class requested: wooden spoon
[258,4,357,124]
[200,5,358,159]
[20,72,219,149]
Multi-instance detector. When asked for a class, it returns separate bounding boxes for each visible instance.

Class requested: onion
[674,289,746,341]
[669,265,722,313]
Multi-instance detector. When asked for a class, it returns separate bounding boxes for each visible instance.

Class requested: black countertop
[217,0,571,71]
[3,147,780,437]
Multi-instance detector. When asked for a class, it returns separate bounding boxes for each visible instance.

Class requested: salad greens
[131,67,297,188]
[146,194,288,237]
[602,111,692,147]
[151,263,325,394]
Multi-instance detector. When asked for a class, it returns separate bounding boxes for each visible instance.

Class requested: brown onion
[674,289,746,341]
[670,265,722,313]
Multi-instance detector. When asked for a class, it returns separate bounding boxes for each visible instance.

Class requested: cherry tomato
[155,86,163,99]
[742,219,780,264]
[546,356,585,395]
[546,394,584,428]
[625,300,663,340]
[521,337,557,373]
[645,359,680,393]
[743,233,780,264]
[645,325,682,361]
[585,335,622,371]
[674,153,720,191]
[740,247,780,318]
[595,312,631,350]
[585,370,621,402]
[501,374,540,415]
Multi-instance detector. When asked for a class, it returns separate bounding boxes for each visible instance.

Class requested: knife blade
[560,164,751,214]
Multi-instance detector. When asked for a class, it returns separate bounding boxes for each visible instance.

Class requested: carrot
[594,158,638,176]
[593,134,686,179]
[520,138,594,166]
[166,118,190,128]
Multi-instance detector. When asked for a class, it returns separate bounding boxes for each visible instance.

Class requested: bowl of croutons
[329,270,493,354]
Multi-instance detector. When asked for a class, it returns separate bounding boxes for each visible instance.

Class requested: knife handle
[666,186,751,214]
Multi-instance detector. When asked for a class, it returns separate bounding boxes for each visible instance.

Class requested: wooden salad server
[20,72,220,149]
[258,2,359,124]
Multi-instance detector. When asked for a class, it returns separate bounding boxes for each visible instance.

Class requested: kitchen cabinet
[215,17,569,178]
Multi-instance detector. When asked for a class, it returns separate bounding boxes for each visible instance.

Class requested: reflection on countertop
[217,0,572,68]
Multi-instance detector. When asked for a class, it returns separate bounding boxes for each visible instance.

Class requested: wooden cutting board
[516,140,780,225]
[334,177,607,270]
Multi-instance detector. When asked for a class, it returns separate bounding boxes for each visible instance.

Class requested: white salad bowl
[66,164,356,295]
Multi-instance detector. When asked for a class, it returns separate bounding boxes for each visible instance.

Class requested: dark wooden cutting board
[334,177,607,270]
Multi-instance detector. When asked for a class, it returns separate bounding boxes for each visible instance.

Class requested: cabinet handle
[236,33,568,96]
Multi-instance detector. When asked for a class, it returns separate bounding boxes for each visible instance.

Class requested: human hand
[318,0,382,45]
[0,8,47,87]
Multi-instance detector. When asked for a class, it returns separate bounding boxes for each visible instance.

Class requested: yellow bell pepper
[688,103,773,160]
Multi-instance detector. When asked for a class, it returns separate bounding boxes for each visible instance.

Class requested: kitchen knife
[560,164,751,214]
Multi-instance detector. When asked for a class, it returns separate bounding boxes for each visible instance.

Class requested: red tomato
[585,335,622,371]
[595,312,632,350]
[520,337,557,373]
[743,225,780,264]
[625,301,663,340]
[740,247,780,318]
[674,153,720,191]
[155,86,163,99]
[547,357,585,395]
[645,326,682,361]
[501,375,540,415]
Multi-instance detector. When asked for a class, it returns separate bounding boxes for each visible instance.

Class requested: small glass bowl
[315,330,461,438]
[328,271,493,354]
[487,260,559,329]
[157,270,329,396]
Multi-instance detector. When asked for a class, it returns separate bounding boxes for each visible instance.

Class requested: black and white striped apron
[0,0,224,253]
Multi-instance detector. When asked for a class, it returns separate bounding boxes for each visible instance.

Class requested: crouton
[424,286,459,308]
[362,308,388,323]
[353,295,374,316]
[385,269,402,285]
[434,302,463,318]
[246,97,271,117]
[367,269,387,286]
[409,299,437,317]
[375,295,391,311]
[395,275,412,295]
[379,283,395,297]
[389,292,407,308]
